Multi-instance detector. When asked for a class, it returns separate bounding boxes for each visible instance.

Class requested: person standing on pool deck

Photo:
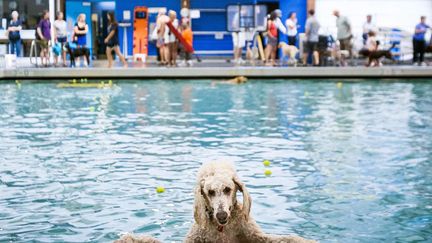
[362,15,377,45]
[53,11,67,67]
[37,10,51,67]
[104,12,128,68]
[413,16,430,66]
[285,12,298,46]
[165,10,179,66]
[7,11,22,57]
[303,9,320,66]
[265,12,278,66]
[334,10,353,59]
[73,14,89,67]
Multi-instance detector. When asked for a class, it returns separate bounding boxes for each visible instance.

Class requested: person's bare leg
[264,46,272,64]
[106,46,113,68]
[233,46,239,61]
[165,45,171,66]
[302,52,308,65]
[313,51,319,66]
[62,50,67,66]
[172,42,178,66]
[114,46,128,67]
[271,46,276,65]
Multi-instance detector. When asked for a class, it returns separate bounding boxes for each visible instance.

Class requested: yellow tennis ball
[89,107,95,112]
[264,169,272,176]
[337,82,343,89]
[304,91,309,97]
[263,160,271,166]
[156,186,165,193]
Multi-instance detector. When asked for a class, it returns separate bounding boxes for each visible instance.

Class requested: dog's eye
[208,190,215,197]
[223,187,231,194]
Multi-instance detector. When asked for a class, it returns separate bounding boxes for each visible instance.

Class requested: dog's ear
[193,179,208,225]
[233,176,251,219]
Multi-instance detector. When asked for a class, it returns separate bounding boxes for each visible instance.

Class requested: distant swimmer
[212,76,248,86]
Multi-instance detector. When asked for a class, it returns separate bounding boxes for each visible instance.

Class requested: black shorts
[305,41,318,53]
[107,41,119,48]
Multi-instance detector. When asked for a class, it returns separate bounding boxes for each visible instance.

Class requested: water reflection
[0,80,431,242]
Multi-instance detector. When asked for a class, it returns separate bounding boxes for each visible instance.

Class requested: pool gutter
[1,66,432,80]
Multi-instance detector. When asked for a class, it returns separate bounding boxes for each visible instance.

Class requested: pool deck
[1,59,432,79]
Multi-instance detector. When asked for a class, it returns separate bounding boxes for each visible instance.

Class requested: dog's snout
[216,211,228,223]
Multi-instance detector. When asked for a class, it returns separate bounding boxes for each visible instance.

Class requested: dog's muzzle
[216,211,228,225]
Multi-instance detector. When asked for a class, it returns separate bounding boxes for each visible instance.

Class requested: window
[1,0,49,29]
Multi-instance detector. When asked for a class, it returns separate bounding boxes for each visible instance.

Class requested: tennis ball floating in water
[89,107,95,112]
[156,186,165,193]
[264,169,272,176]
[263,160,271,166]
[337,82,343,89]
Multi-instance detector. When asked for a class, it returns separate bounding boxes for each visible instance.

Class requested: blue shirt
[413,23,430,40]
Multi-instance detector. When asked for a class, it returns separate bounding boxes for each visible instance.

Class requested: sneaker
[76,59,81,67]
[420,62,427,67]
[187,60,193,67]
[237,58,246,65]
[412,62,418,66]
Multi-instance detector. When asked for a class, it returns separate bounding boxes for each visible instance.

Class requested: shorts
[304,41,318,53]
[57,36,67,43]
[76,35,86,46]
[267,36,277,47]
[107,41,119,48]
[232,32,246,48]
[157,37,165,48]
[38,39,49,49]
[339,37,352,51]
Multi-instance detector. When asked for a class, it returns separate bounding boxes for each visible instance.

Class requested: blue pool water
[0,80,431,243]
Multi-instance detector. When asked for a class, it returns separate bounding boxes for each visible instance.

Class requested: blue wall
[65,0,308,57]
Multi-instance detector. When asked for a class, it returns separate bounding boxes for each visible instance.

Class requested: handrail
[29,40,39,66]
[29,40,52,67]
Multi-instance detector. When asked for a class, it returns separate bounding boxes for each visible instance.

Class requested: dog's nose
[216,211,228,223]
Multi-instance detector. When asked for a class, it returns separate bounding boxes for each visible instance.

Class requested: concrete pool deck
[1,59,432,79]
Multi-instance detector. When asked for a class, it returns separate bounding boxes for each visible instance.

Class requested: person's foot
[420,62,427,67]
[412,62,418,66]
[187,60,193,67]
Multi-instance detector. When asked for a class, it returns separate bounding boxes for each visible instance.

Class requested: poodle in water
[184,161,316,243]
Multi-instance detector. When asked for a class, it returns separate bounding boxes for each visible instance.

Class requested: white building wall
[315,0,432,39]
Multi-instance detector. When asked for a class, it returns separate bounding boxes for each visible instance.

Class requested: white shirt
[363,21,377,34]
[165,18,179,43]
[274,17,287,35]
[54,20,67,38]
[285,18,297,36]
[366,36,377,51]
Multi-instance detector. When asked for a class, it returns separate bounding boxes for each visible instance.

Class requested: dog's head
[195,172,251,227]
[278,42,287,49]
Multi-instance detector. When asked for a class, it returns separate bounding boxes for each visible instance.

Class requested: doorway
[91,1,115,59]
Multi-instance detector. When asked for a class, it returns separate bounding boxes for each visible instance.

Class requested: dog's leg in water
[263,234,317,243]
[114,233,162,243]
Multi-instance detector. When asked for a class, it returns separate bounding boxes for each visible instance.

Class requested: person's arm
[53,23,57,42]
[345,17,351,33]
[37,26,45,40]
[286,19,295,30]
[16,21,22,31]
[305,20,310,37]
[276,18,286,34]
[74,24,88,35]
[104,25,116,43]
[415,25,426,34]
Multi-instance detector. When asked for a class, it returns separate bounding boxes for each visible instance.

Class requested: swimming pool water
[0,80,431,242]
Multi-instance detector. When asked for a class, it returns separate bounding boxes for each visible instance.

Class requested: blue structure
[64,0,308,57]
